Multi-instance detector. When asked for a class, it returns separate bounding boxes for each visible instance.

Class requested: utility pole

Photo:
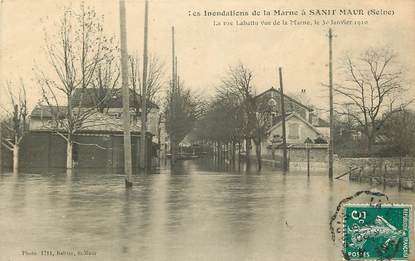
[0,0,3,174]
[174,56,180,94]
[119,0,133,187]
[328,28,334,180]
[170,26,176,165]
[140,0,149,170]
[279,67,288,172]
[307,147,310,176]
[0,1,2,174]
[0,122,2,174]
[177,76,180,96]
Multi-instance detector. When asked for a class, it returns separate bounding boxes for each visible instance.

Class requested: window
[288,123,300,139]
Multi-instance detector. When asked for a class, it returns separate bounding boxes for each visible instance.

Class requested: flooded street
[0,160,414,261]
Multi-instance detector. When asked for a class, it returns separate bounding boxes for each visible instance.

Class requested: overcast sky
[0,0,414,114]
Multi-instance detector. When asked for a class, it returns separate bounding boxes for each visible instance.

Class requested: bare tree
[0,80,28,173]
[165,80,202,158]
[335,48,410,155]
[36,4,118,169]
[90,57,120,113]
[252,105,273,171]
[219,63,257,170]
[128,54,165,119]
[383,109,415,157]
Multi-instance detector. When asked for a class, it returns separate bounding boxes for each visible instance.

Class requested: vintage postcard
[0,0,414,260]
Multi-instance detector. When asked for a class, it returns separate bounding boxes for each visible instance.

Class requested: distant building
[22,88,161,171]
[255,87,312,121]
[266,112,327,146]
[309,112,330,138]
[29,105,66,131]
[253,87,329,169]
[255,87,329,142]
[71,87,160,136]
[30,88,162,138]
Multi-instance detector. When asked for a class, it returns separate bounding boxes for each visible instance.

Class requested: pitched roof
[71,88,159,109]
[271,112,292,124]
[77,113,142,132]
[255,87,313,111]
[315,117,329,127]
[30,112,143,133]
[268,112,323,136]
[30,105,66,118]
[310,112,329,127]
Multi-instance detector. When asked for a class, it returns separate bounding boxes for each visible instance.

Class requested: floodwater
[0,160,414,261]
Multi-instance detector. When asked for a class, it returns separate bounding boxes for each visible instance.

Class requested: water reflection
[0,159,414,261]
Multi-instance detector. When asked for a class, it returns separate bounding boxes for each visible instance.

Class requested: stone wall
[337,157,415,178]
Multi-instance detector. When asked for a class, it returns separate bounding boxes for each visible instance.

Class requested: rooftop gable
[268,112,323,136]
[71,88,159,109]
[255,87,313,112]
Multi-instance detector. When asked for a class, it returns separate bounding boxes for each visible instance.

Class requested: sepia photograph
[0,0,414,260]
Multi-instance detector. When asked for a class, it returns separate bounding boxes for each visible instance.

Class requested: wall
[1,131,154,173]
[258,144,329,170]
[147,108,160,136]
[266,116,321,145]
[29,117,49,130]
[288,145,328,170]
[338,157,415,178]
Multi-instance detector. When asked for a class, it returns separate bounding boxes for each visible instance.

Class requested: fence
[1,131,154,173]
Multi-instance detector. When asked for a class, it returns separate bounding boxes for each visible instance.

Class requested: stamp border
[342,203,413,261]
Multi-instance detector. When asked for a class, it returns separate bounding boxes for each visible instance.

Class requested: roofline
[255,87,313,111]
[268,112,323,136]
[71,87,160,109]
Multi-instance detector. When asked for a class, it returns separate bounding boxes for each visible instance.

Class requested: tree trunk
[214,141,218,168]
[13,144,19,174]
[238,140,241,172]
[218,141,222,168]
[0,126,2,174]
[225,142,228,170]
[366,130,376,156]
[245,137,251,171]
[170,138,176,166]
[224,142,227,170]
[66,140,73,170]
[232,140,236,170]
[367,135,373,156]
[255,139,262,171]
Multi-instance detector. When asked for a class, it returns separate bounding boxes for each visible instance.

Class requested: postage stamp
[343,204,412,260]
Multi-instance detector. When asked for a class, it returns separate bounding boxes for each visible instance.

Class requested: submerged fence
[340,157,415,190]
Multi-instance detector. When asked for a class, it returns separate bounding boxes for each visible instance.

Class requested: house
[255,87,330,139]
[29,105,66,131]
[253,88,330,169]
[30,88,163,139]
[255,87,313,122]
[71,88,160,136]
[23,87,161,171]
[265,112,327,146]
[309,111,330,138]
